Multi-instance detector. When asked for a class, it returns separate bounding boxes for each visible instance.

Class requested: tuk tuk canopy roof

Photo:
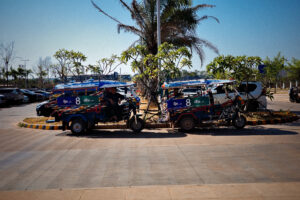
[162,79,235,89]
[53,79,133,94]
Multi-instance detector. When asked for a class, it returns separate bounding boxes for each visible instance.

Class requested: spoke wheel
[233,115,246,129]
[70,119,86,134]
[129,117,144,133]
[180,116,195,132]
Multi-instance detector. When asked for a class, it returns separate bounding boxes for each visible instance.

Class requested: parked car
[36,99,57,116]
[0,94,7,105]
[0,88,24,104]
[23,95,30,103]
[34,90,51,100]
[20,89,44,102]
[289,87,300,103]
[117,87,137,98]
[210,82,267,111]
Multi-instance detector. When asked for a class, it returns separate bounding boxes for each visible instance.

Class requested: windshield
[182,88,198,93]
[0,89,13,94]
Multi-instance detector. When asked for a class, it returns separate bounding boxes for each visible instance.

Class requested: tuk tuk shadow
[56,129,187,139]
[185,126,299,136]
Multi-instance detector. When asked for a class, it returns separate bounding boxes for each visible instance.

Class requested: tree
[9,67,19,86]
[263,52,286,92]
[35,57,51,88]
[24,69,33,88]
[53,49,72,82]
[0,41,15,86]
[17,66,26,87]
[122,42,192,107]
[69,50,87,77]
[207,55,262,83]
[180,70,211,79]
[53,49,87,82]
[287,58,300,82]
[92,0,219,65]
[88,55,122,80]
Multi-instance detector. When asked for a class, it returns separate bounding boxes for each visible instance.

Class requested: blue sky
[0,0,300,75]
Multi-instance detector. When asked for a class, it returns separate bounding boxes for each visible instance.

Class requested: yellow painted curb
[18,122,62,130]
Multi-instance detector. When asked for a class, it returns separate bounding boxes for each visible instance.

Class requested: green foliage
[53,49,87,81]
[287,58,300,81]
[88,54,122,78]
[263,52,286,85]
[207,55,262,83]
[92,0,218,64]
[69,50,87,76]
[122,42,192,109]
[121,42,192,85]
[265,89,274,101]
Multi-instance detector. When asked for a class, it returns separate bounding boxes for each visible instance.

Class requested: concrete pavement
[1,182,299,200]
[0,94,299,199]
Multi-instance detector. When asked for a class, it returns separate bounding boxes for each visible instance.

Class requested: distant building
[66,73,131,82]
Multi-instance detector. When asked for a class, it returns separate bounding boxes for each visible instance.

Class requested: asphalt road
[0,94,299,191]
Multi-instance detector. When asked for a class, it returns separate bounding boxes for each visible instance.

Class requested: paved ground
[0,93,299,199]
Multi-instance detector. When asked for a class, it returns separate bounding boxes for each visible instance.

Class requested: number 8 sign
[75,97,81,105]
[186,99,191,106]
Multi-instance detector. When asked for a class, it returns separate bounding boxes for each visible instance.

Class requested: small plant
[265,89,274,101]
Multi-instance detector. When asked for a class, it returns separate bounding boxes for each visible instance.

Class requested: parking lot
[0,93,299,199]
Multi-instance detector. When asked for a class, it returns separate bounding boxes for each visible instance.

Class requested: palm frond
[131,0,146,29]
[119,0,134,13]
[192,36,219,55]
[192,4,216,11]
[117,24,143,36]
[198,15,220,23]
[91,0,122,24]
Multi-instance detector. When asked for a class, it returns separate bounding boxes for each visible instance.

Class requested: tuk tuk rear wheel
[70,119,86,134]
[233,115,246,129]
[180,116,195,132]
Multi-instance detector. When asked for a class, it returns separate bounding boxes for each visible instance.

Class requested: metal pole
[157,0,161,87]
[21,59,30,88]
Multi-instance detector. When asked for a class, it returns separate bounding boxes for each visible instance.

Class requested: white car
[210,82,267,111]
[117,87,138,99]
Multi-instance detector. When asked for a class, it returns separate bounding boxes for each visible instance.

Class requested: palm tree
[9,67,19,86]
[92,0,219,65]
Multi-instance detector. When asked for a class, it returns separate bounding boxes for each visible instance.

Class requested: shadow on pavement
[56,129,187,138]
[186,126,298,136]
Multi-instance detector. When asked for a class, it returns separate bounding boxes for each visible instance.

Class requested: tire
[180,116,195,132]
[290,98,295,103]
[233,115,246,129]
[70,119,86,134]
[129,117,144,133]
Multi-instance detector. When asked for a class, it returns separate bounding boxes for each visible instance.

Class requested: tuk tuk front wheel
[129,117,144,133]
[233,115,246,129]
[180,116,195,132]
[70,119,86,134]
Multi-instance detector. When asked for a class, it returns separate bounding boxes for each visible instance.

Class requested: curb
[18,122,62,130]
[18,121,172,130]
[246,115,299,126]
[18,116,299,130]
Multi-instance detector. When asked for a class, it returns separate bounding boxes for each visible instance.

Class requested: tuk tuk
[161,79,247,131]
[47,80,144,134]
